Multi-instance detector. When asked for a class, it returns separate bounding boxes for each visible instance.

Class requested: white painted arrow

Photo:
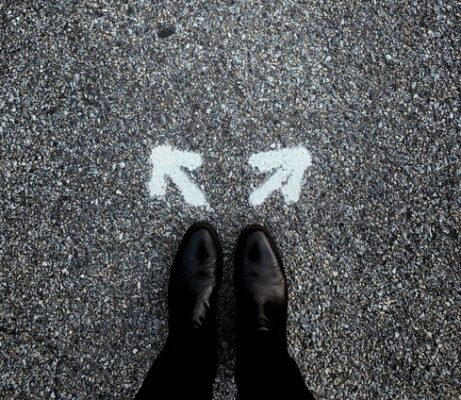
[249,147,312,207]
[149,145,209,208]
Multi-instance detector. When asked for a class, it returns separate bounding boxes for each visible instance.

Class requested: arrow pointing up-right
[249,147,312,207]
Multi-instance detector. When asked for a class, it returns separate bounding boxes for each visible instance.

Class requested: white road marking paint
[249,147,312,207]
[149,145,209,208]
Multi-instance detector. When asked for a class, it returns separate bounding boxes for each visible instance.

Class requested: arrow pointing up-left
[149,145,209,208]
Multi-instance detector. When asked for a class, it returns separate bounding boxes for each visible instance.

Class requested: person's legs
[234,225,315,400]
[135,223,222,400]
[135,329,217,399]
[235,331,314,400]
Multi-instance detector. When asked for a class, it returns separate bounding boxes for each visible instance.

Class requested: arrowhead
[149,145,209,208]
[249,147,312,206]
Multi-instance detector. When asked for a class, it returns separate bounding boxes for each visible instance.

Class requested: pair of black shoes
[169,222,287,353]
[135,223,313,400]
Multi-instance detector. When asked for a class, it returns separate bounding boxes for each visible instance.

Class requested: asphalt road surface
[1,1,460,399]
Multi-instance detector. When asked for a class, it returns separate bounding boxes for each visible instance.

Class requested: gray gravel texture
[1,1,460,399]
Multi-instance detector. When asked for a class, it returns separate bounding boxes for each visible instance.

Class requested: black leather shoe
[168,222,223,339]
[234,225,288,347]
[134,223,222,400]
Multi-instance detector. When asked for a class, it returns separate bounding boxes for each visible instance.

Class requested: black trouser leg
[135,331,217,400]
[235,332,315,400]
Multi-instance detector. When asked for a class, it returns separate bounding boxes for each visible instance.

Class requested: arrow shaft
[250,170,289,207]
[169,169,208,207]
